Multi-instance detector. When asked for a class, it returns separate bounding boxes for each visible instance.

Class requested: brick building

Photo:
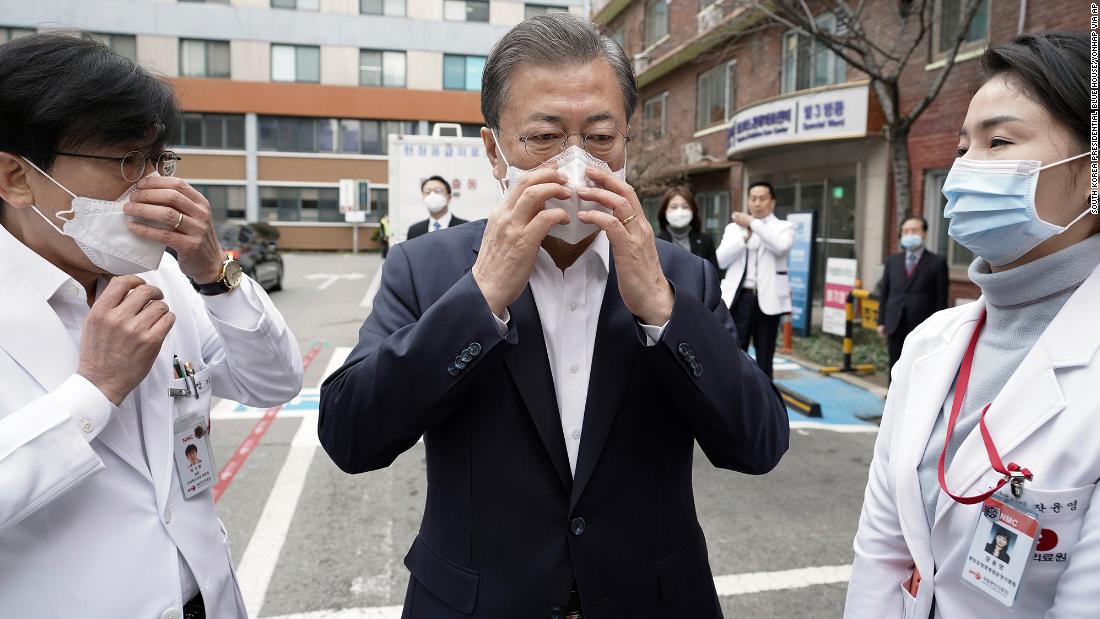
[593,0,1084,307]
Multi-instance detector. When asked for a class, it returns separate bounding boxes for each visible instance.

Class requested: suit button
[549,608,564,619]
[161,609,181,619]
[692,364,703,378]
[448,365,460,377]
[163,506,172,525]
[469,342,482,356]
[454,358,468,369]
[677,342,691,355]
[460,352,473,363]
[571,517,586,536]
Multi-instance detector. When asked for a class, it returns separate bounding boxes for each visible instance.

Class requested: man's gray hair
[480,12,637,129]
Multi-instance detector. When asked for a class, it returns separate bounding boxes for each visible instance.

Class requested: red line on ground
[212,343,323,503]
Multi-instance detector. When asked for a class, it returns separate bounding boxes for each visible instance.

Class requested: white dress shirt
[429,211,453,231]
[494,232,665,475]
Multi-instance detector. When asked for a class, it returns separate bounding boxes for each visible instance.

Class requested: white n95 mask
[23,157,167,275]
[423,191,448,214]
[495,135,626,245]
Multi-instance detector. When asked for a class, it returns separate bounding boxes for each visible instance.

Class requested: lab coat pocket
[1024,484,1096,585]
[169,365,213,421]
[899,572,918,619]
[775,274,791,302]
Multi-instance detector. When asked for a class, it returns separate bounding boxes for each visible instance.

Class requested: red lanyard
[937,311,1033,504]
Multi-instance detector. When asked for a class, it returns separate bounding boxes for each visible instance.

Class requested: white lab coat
[845,261,1100,619]
[0,233,303,618]
[715,214,794,316]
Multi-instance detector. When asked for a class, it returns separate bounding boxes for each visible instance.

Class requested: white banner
[727,83,869,156]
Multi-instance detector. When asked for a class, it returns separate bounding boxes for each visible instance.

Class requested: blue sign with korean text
[786,211,816,336]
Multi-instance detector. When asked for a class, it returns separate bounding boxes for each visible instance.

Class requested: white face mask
[22,157,167,275]
[666,209,693,229]
[494,133,627,245]
[423,191,448,214]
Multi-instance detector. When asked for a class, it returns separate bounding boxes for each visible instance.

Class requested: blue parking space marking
[746,349,882,427]
[227,388,320,414]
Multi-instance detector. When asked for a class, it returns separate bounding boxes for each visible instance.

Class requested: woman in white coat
[845,33,1099,618]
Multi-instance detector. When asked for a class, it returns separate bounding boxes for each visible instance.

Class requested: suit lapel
[570,258,640,512]
[502,286,573,492]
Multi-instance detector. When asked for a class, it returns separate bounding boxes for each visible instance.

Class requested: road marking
[789,420,879,434]
[360,267,383,309]
[262,564,854,619]
[235,346,352,617]
[212,343,323,503]
[305,272,366,291]
[212,347,353,421]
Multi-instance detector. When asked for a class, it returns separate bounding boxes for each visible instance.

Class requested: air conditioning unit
[696,1,723,33]
[682,141,705,165]
[632,52,650,75]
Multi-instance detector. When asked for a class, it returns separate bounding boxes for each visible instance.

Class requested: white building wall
[490,0,524,25]
[136,34,179,77]
[406,50,442,90]
[321,0,359,13]
[407,0,443,21]
[321,45,360,85]
[231,40,270,82]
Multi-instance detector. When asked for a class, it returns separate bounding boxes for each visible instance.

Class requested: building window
[271,0,320,9]
[933,0,989,58]
[925,169,973,269]
[359,50,406,87]
[643,92,668,139]
[524,4,567,19]
[781,13,846,94]
[696,61,735,130]
[643,0,668,49]
[428,122,483,138]
[444,0,490,22]
[173,113,245,150]
[192,184,247,220]
[271,44,320,83]
[360,0,405,16]
[0,26,35,43]
[260,186,341,222]
[259,116,416,154]
[443,54,485,91]
[179,39,230,78]
[179,0,230,3]
[88,33,137,61]
[695,191,730,240]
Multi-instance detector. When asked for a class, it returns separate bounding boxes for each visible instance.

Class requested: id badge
[961,493,1041,607]
[173,413,214,499]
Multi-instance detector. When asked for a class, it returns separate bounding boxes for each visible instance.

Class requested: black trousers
[730,289,781,379]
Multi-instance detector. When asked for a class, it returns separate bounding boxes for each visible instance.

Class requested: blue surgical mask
[942,152,1092,266]
[899,234,923,250]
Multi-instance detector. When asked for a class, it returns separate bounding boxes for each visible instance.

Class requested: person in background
[655,186,718,272]
[379,214,390,258]
[716,181,794,378]
[0,33,303,618]
[876,216,948,375]
[407,175,468,239]
[846,33,1100,619]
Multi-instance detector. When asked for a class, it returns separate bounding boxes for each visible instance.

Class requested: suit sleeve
[935,256,949,311]
[318,243,515,473]
[1044,487,1100,618]
[715,223,746,270]
[643,257,789,474]
[877,259,891,327]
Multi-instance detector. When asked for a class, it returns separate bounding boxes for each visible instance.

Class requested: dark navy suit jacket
[319,219,789,618]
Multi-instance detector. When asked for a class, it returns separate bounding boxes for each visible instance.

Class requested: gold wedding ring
[173,212,184,231]
[619,214,637,225]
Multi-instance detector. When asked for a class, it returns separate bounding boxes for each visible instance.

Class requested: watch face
[224,260,244,287]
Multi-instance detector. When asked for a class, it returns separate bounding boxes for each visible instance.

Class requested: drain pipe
[1017,0,1027,34]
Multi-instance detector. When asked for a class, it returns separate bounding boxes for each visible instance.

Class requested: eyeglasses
[498,127,631,161]
[53,149,182,183]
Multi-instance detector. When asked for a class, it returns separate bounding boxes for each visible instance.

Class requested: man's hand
[731,211,753,228]
[124,176,227,284]
[575,168,674,326]
[876,325,887,338]
[77,276,175,406]
[472,169,572,316]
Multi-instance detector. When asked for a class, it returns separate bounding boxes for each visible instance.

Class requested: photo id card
[173,413,214,499]
[961,494,1041,607]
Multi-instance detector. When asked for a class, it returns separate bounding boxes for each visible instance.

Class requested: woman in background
[656,186,718,272]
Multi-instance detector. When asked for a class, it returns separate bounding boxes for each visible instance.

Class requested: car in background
[217,222,284,292]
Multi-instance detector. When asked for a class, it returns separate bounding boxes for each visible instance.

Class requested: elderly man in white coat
[0,34,303,619]
[716,181,794,378]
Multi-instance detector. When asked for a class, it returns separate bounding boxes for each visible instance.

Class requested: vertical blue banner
[786,211,816,336]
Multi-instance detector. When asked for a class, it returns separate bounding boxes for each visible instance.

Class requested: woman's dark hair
[980,32,1089,151]
[421,175,452,195]
[657,186,701,233]
[0,32,180,173]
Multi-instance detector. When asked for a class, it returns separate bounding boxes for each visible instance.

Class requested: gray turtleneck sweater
[917,234,1100,529]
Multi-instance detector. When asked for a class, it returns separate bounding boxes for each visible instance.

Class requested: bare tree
[627,120,687,197]
[732,0,985,227]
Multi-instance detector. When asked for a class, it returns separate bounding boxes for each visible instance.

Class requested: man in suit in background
[716,181,794,379]
[876,216,948,374]
[407,175,468,240]
[319,13,788,619]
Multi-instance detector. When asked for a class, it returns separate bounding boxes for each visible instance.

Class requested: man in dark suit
[876,216,949,373]
[406,175,468,240]
[319,13,788,619]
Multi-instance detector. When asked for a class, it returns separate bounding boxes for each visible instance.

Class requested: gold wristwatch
[191,254,244,296]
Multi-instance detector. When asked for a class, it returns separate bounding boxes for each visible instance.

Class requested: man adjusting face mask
[494,134,627,245]
[22,156,167,275]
